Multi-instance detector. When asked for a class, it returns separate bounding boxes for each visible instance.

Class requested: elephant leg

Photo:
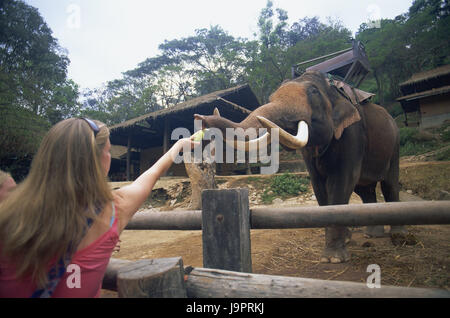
[355,184,386,238]
[320,175,355,264]
[381,161,408,235]
[307,167,328,206]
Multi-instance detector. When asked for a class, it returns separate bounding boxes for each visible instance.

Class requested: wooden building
[397,64,450,128]
[109,84,260,180]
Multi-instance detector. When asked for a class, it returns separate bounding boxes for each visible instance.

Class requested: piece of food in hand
[191,129,206,141]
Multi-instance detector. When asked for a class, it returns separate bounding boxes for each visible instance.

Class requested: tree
[0,103,49,180]
[247,1,352,103]
[0,0,81,177]
[0,0,79,121]
[247,0,290,103]
[356,0,450,104]
[79,76,162,126]
[127,25,251,102]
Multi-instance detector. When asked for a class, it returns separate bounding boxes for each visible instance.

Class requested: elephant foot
[322,227,351,263]
[364,225,387,238]
[389,225,408,235]
[320,246,350,264]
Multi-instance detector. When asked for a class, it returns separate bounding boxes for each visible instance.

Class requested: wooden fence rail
[126,210,202,230]
[251,200,450,229]
[113,189,450,298]
[103,258,450,298]
[125,199,450,231]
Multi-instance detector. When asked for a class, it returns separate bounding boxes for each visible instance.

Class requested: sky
[26,0,414,91]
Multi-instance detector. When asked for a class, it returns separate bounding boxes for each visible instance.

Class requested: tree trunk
[184,143,217,210]
[373,70,384,104]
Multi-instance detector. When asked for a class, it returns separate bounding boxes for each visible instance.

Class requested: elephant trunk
[197,102,310,151]
[212,103,277,152]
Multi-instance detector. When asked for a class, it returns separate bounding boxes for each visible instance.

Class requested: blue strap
[109,202,116,228]
[31,256,70,298]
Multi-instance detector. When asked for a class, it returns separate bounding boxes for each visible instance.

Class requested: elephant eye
[309,86,319,95]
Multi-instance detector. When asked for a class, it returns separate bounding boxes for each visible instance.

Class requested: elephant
[194,70,406,263]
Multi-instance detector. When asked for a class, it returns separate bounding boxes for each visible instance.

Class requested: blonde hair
[0,118,113,288]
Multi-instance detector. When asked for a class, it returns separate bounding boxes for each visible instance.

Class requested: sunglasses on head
[80,118,99,137]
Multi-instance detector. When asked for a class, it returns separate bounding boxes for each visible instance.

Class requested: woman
[0,118,197,297]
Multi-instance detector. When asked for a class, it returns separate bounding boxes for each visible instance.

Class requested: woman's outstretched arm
[114,138,197,232]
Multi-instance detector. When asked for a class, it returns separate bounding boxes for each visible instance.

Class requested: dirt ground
[103,160,450,297]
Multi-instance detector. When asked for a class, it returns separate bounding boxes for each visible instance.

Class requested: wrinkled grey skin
[195,71,404,263]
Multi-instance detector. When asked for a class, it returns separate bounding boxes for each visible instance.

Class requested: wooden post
[162,118,169,176]
[102,258,132,291]
[201,188,252,273]
[162,118,169,154]
[126,134,131,181]
[117,257,187,298]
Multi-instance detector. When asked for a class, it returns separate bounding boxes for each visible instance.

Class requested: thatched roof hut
[110,84,258,149]
[108,84,259,180]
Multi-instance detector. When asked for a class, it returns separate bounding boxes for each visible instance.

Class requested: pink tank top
[0,203,119,298]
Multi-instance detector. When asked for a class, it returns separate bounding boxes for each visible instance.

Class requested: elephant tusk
[224,131,271,152]
[296,121,309,147]
[257,116,309,150]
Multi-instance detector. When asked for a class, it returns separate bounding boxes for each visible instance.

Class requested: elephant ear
[332,99,361,140]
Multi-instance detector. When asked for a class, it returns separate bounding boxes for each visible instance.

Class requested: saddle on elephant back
[292,40,375,105]
[330,79,375,106]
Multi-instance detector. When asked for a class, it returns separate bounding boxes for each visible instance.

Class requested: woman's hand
[175,137,201,153]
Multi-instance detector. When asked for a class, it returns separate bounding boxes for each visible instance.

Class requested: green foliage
[0,105,49,158]
[399,127,442,156]
[399,127,419,146]
[0,0,80,176]
[356,0,450,105]
[244,1,352,103]
[434,148,450,161]
[0,0,80,123]
[271,173,310,195]
[442,131,450,142]
[441,124,450,142]
[0,104,50,180]
[261,173,310,203]
[389,103,404,118]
